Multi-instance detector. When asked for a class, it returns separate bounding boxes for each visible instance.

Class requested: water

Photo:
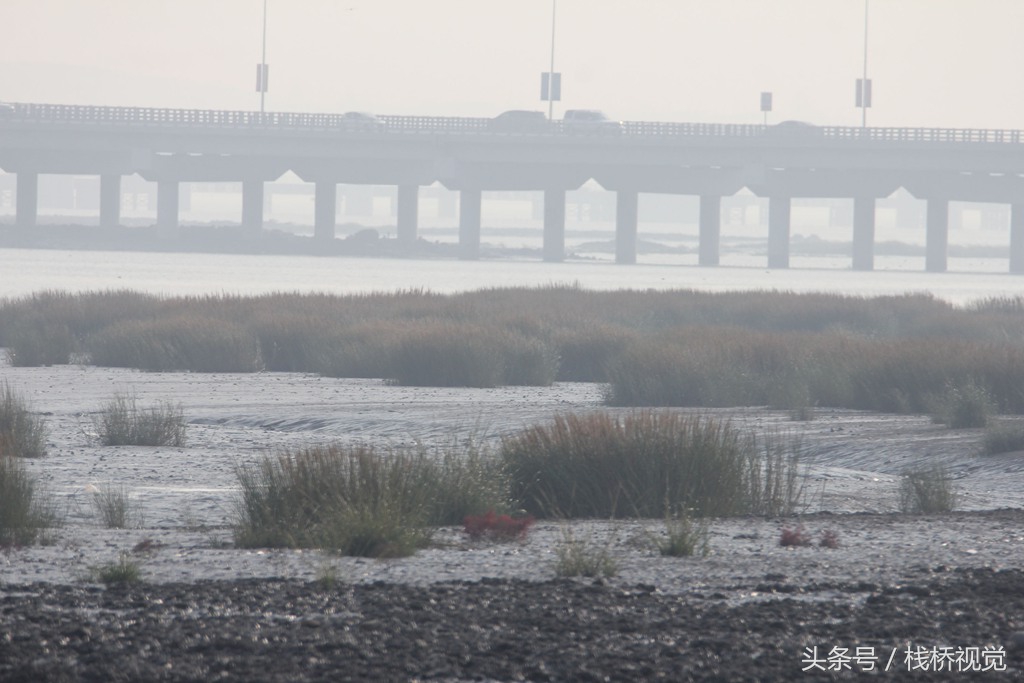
[1,247,1021,304]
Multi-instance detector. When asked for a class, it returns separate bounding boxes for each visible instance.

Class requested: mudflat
[2,359,1023,680]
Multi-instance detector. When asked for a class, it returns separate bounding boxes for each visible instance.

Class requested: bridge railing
[7,102,1024,145]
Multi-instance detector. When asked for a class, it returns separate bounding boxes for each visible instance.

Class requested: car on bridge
[489,110,550,133]
[562,109,623,135]
[338,111,383,131]
[764,120,821,137]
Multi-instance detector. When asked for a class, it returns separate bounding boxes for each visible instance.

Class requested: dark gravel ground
[2,568,1023,682]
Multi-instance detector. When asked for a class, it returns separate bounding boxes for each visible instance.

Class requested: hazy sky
[2,0,1023,129]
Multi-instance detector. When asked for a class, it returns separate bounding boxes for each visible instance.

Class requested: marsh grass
[91,483,144,529]
[233,442,509,557]
[501,411,802,519]
[898,465,958,514]
[650,509,710,557]
[90,552,142,584]
[928,379,996,428]
[0,382,47,458]
[6,287,1024,407]
[0,452,61,547]
[552,528,619,578]
[95,393,186,447]
[983,421,1024,455]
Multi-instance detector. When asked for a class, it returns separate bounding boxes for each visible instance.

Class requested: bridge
[2,102,1024,272]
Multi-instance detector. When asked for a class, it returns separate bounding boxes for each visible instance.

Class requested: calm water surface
[2,247,1021,304]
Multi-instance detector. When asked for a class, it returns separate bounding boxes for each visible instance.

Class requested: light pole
[858,0,870,127]
[548,0,557,120]
[257,0,269,116]
[540,0,561,119]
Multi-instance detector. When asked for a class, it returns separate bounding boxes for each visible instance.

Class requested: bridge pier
[314,181,337,241]
[615,190,638,264]
[15,171,38,228]
[543,189,566,262]
[99,174,121,228]
[1011,204,1024,274]
[156,179,179,230]
[925,198,949,273]
[698,194,721,266]
[396,184,419,246]
[241,180,264,232]
[767,196,791,269]
[852,196,876,271]
[459,189,482,260]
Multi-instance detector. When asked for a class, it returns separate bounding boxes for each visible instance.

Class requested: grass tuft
[0,382,48,459]
[0,450,61,547]
[90,552,143,584]
[898,465,958,514]
[501,411,802,520]
[651,508,710,557]
[95,393,186,447]
[552,529,618,578]
[91,483,144,529]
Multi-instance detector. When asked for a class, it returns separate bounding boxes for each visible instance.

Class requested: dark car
[562,109,623,135]
[489,110,550,133]
[339,111,383,131]
[764,120,821,137]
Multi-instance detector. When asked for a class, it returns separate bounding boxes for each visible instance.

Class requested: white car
[562,109,623,135]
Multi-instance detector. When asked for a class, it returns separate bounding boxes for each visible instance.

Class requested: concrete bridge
[2,102,1024,272]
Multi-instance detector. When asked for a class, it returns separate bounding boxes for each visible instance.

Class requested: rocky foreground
[2,567,1022,682]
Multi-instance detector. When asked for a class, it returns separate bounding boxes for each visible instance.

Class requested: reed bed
[3,288,1024,411]
[500,411,802,519]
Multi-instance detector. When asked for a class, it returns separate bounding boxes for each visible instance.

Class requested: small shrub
[983,421,1024,455]
[463,510,534,542]
[779,525,813,547]
[928,379,995,429]
[95,393,186,447]
[652,509,709,557]
[91,484,144,529]
[898,465,958,514]
[502,411,802,520]
[819,528,840,549]
[0,452,60,547]
[552,529,618,578]
[0,382,48,459]
[233,443,507,557]
[90,552,142,584]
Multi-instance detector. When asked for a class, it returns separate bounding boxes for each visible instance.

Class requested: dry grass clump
[0,448,60,547]
[233,443,510,557]
[90,483,145,529]
[552,529,619,578]
[500,411,801,519]
[95,393,186,447]
[0,382,47,458]
[983,421,1024,455]
[898,465,958,514]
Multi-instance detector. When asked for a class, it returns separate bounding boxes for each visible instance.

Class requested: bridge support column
[1010,204,1024,274]
[459,189,482,260]
[925,198,949,273]
[767,196,791,269]
[242,180,264,232]
[314,181,337,241]
[156,179,179,230]
[543,189,566,262]
[615,190,638,264]
[99,174,121,228]
[698,194,721,266]
[396,184,419,246]
[852,196,876,271]
[15,171,38,228]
